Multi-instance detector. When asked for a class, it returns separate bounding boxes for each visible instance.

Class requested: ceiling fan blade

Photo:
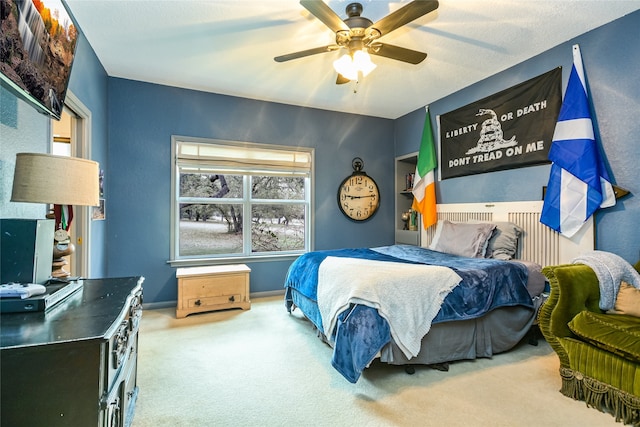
[300,0,349,33]
[368,43,427,64]
[336,74,350,85]
[274,45,340,62]
[370,0,439,37]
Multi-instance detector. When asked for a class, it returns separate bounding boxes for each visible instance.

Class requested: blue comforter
[284,245,534,383]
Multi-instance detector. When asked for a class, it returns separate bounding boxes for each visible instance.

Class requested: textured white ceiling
[65,0,640,119]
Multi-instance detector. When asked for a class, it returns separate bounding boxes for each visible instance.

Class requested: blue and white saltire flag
[540,44,615,238]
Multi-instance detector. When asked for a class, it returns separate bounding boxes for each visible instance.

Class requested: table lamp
[10,153,100,278]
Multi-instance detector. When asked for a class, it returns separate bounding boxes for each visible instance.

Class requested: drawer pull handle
[229,295,235,302]
[195,299,201,306]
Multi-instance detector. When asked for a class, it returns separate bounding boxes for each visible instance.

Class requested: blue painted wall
[66,35,110,278]
[106,79,395,303]
[396,10,640,264]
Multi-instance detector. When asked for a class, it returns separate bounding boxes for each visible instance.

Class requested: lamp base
[52,259,70,278]
[52,242,75,278]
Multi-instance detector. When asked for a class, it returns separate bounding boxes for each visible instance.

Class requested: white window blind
[176,140,312,176]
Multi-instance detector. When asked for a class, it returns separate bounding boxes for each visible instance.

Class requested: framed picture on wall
[92,199,105,221]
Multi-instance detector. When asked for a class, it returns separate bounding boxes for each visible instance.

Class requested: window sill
[167,253,302,268]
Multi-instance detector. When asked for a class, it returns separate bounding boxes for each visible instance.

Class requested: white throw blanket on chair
[572,250,640,310]
[317,256,462,359]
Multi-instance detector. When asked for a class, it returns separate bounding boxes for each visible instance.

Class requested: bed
[284,201,595,383]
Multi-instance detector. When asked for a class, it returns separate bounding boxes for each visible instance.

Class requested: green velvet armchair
[538,261,640,425]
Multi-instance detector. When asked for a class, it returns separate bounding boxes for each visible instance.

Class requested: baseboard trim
[251,290,285,298]
[142,300,176,310]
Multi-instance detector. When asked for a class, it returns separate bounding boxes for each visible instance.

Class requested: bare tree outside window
[178,173,306,257]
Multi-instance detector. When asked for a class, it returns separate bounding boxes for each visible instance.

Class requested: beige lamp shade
[11,153,100,206]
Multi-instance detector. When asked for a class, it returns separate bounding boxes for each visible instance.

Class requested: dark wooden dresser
[0,277,144,427]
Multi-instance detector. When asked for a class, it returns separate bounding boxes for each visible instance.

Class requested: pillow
[607,281,640,317]
[568,310,640,363]
[428,220,460,251]
[516,260,546,297]
[469,220,523,260]
[428,220,496,258]
[428,220,445,250]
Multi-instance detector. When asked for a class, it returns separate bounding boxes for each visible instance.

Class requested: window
[170,136,313,263]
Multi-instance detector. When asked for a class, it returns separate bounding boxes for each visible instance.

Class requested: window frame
[169,136,314,267]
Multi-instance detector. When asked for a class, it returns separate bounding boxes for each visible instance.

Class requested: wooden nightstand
[176,265,251,318]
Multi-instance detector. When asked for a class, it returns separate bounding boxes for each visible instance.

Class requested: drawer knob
[195,299,201,306]
[229,295,235,302]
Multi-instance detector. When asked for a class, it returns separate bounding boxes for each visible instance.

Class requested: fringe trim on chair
[560,367,640,426]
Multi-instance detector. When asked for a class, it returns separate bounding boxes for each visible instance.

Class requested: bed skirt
[286,288,535,366]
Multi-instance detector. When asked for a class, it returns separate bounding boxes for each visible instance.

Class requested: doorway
[51,108,75,276]
[51,92,93,278]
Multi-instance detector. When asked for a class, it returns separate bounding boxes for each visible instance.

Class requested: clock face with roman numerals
[337,172,380,222]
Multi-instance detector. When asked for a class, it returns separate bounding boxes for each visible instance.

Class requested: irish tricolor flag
[412,108,438,230]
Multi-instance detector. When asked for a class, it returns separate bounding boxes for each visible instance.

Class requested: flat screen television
[0,0,78,120]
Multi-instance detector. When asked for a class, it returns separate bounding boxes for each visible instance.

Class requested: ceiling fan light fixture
[333,49,376,81]
[333,53,359,81]
[353,49,376,77]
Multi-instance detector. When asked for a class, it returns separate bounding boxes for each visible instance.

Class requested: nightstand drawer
[187,293,241,308]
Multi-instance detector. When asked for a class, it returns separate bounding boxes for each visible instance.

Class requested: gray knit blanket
[572,251,640,310]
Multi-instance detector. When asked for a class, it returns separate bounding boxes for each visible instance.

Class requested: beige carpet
[132,295,618,427]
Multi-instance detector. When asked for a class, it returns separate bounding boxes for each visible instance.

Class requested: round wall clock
[337,157,380,222]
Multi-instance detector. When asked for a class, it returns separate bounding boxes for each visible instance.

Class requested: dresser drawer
[105,289,143,396]
[102,333,138,427]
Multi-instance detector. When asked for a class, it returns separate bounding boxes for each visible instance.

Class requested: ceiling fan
[274,0,439,84]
